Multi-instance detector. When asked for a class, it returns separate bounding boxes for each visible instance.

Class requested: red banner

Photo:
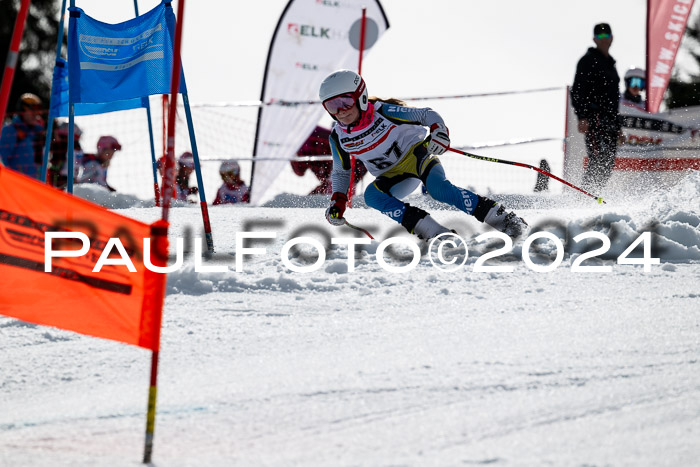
[0,167,167,351]
[647,0,695,113]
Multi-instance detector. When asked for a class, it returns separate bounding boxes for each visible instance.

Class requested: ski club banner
[67,0,186,105]
[0,167,168,351]
[249,0,390,205]
[646,0,695,113]
[564,97,700,188]
[50,57,148,117]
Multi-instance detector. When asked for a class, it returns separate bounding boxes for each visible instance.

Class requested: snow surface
[1,172,700,466]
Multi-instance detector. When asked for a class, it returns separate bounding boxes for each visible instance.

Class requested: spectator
[0,93,46,178]
[291,126,367,196]
[621,67,646,111]
[570,23,621,192]
[156,156,177,201]
[213,159,249,205]
[78,135,121,191]
[48,120,83,189]
[175,151,199,201]
[157,152,199,202]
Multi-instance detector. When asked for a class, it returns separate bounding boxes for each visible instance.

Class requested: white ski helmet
[625,67,645,80]
[178,151,195,169]
[220,159,240,176]
[319,69,369,112]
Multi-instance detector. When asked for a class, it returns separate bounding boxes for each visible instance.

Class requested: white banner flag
[249,0,390,205]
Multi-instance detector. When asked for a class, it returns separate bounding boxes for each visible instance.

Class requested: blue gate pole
[67,103,75,193]
[182,93,214,253]
[133,0,161,205]
[145,101,160,205]
[65,0,76,194]
[41,0,68,184]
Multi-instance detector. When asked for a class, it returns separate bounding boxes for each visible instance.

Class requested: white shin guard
[413,215,451,240]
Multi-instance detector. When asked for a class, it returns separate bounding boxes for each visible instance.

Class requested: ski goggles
[628,77,645,90]
[595,33,611,39]
[322,94,356,115]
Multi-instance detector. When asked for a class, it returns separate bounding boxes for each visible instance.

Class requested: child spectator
[213,159,249,204]
[175,151,199,201]
[291,125,367,196]
[48,120,83,189]
[157,152,199,202]
[78,135,121,191]
[621,67,646,111]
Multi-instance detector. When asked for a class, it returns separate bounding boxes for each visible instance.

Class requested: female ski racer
[320,69,527,240]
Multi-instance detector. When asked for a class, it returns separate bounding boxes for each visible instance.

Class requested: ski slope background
[1,172,699,466]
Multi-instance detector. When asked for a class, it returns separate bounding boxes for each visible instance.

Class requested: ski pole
[445,146,605,204]
[344,219,374,239]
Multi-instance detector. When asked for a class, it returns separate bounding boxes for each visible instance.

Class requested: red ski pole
[444,146,605,204]
[344,219,374,239]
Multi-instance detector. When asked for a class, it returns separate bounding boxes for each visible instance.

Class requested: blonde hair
[369,96,409,106]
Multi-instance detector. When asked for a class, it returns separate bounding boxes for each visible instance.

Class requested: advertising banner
[67,0,186,104]
[250,0,389,204]
[0,167,167,351]
[646,0,695,113]
[564,94,700,190]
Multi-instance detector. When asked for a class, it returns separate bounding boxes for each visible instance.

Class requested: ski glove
[325,192,348,226]
[427,123,450,155]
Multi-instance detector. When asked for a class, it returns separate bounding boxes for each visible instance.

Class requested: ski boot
[402,205,453,240]
[473,196,528,239]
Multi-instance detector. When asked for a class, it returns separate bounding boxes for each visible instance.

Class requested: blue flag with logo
[51,57,146,116]
[68,0,186,104]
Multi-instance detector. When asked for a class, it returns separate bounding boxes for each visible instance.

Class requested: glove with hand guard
[427,123,450,155]
[325,192,348,226]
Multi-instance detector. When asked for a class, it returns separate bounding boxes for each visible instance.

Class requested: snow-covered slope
[1,172,699,466]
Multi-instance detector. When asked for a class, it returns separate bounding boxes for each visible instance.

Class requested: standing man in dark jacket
[571,23,621,192]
